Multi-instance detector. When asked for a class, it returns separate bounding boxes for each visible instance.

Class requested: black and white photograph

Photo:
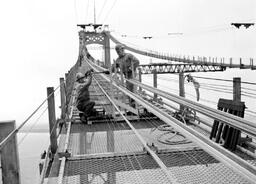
[0,0,256,183]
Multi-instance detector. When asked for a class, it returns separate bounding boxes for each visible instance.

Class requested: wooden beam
[47,87,58,154]
[0,121,20,184]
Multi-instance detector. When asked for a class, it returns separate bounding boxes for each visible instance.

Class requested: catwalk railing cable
[106,32,255,69]
[0,81,64,151]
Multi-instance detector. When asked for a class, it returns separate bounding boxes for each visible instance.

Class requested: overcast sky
[0,0,255,127]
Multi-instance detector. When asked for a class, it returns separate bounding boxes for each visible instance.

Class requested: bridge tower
[78,26,111,68]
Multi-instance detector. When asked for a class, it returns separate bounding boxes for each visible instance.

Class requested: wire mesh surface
[62,150,253,184]
[67,120,196,155]
[60,68,256,184]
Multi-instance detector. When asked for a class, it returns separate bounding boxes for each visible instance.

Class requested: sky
[0,0,255,128]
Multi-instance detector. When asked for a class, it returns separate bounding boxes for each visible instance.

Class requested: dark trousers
[77,101,95,117]
[126,76,135,107]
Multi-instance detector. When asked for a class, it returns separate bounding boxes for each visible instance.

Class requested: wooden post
[60,78,66,119]
[109,66,116,118]
[104,32,111,68]
[138,68,142,92]
[233,77,241,102]
[153,69,157,100]
[47,87,58,154]
[0,121,20,184]
[179,73,185,111]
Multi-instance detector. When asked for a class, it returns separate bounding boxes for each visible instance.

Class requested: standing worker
[76,69,97,123]
[114,44,140,107]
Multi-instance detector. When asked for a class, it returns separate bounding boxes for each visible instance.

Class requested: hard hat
[115,44,124,50]
[76,72,84,80]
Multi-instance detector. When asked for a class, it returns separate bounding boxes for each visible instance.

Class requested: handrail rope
[18,90,61,146]
[18,107,48,146]
[191,76,256,85]
[241,90,256,97]
[158,76,234,93]
[158,75,256,91]
[107,32,255,67]
[0,81,65,151]
[129,79,256,136]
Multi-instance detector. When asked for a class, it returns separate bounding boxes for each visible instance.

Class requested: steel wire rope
[148,75,227,107]
[241,93,256,100]
[18,106,48,146]
[93,58,256,179]
[73,0,79,25]
[241,86,256,92]
[241,91,256,97]
[85,0,90,23]
[113,21,237,40]
[91,75,149,183]
[124,89,253,183]
[0,83,62,151]
[158,83,218,106]
[97,0,108,22]
[133,102,224,181]
[88,58,256,179]
[101,0,118,26]
[148,100,255,182]
[192,76,256,86]
[150,80,256,134]
[88,64,179,183]
[109,76,204,173]
[18,89,61,146]
[246,109,256,115]
[158,76,233,93]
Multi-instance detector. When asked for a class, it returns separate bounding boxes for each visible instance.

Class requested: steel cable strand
[97,0,108,22]
[136,104,227,182]
[18,89,61,146]
[92,75,150,183]
[123,82,256,182]
[192,76,256,86]
[87,57,256,182]
[129,79,256,139]
[91,72,179,184]
[0,83,62,151]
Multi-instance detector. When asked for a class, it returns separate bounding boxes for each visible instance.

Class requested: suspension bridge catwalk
[1,27,256,184]
[30,29,256,184]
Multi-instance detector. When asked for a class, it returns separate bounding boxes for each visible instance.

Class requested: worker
[76,69,97,123]
[113,44,140,107]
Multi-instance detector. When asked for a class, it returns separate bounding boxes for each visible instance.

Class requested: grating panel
[67,120,196,155]
[62,150,253,184]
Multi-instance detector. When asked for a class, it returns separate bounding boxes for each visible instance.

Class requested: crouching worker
[76,69,97,123]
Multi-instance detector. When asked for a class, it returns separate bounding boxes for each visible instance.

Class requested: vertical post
[138,68,142,92]
[60,78,66,120]
[47,87,58,154]
[233,77,241,102]
[179,73,185,111]
[153,69,157,100]
[0,121,20,184]
[104,32,111,68]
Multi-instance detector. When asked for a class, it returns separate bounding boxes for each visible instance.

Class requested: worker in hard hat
[113,44,140,108]
[76,70,97,123]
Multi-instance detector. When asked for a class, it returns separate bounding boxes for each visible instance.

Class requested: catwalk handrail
[86,58,256,183]
[129,79,256,138]
[106,32,255,69]
[0,83,62,151]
